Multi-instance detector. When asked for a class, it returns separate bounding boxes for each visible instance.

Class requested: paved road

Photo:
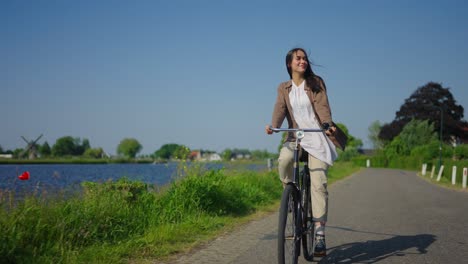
[169,168,468,263]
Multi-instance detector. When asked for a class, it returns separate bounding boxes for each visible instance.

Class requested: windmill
[20,134,43,159]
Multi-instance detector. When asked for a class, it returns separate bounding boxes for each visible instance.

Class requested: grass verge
[417,172,468,192]
[0,161,360,263]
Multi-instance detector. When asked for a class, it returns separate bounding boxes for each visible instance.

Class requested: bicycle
[270,127,325,264]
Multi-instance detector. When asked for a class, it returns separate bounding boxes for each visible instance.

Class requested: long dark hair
[285,48,322,92]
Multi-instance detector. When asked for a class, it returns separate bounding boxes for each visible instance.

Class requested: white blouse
[289,80,337,165]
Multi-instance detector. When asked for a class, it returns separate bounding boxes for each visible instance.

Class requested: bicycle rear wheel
[301,172,315,261]
[278,184,300,264]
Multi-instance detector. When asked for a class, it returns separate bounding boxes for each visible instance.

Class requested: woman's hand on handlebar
[325,125,336,136]
[265,125,274,135]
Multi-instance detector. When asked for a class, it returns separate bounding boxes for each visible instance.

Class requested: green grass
[418,166,468,191]
[328,161,362,184]
[353,155,468,190]
[0,161,360,263]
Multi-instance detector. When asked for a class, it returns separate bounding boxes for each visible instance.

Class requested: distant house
[189,151,202,161]
[189,150,221,161]
[0,154,13,159]
[234,153,251,160]
[204,153,221,161]
[235,153,244,159]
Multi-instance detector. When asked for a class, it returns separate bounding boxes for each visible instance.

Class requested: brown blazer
[271,76,333,142]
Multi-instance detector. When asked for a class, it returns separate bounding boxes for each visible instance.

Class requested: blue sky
[2,0,467,155]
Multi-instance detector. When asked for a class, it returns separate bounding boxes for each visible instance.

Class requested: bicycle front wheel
[278,184,300,264]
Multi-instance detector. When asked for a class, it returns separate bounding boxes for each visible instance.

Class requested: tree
[154,143,179,159]
[75,138,91,155]
[84,147,105,159]
[153,143,190,160]
[39,141,51,157]
[368,120,384,150]
[384,119,438,158]
[173,145,190,160]
[336,123,363,149]
[52,136,76,156]
[379,82,467,142]
[12,148,23,158]
[0,145,3,153]
[52,136,90,157]
[398,119,437,151]
[117,138,142,158]
[221,149,233,161]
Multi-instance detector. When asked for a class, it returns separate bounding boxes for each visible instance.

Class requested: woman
[265,47,338,257]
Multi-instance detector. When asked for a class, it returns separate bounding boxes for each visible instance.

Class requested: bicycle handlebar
[269,127,324,133]
[269,126,324,140]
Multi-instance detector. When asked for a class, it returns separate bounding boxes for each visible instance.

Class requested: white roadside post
[436,165,444,182]
[366,159,370,168]
[430,165,436,179]
[267,158,273,172]
[422,163,427,176]
[452,166,457,185]
[463,168,467,189]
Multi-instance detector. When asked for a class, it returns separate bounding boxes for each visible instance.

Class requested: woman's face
[289,50,308,75]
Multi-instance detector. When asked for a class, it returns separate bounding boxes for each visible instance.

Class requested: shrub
[384,136,409,159]
[454,144,468,160]
[82,177,148,202]
[156,169,282,223]
[438,159,468,183]
[410,140,440,162]
[337,147,360,162]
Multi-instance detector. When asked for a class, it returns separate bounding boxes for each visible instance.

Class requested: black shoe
[314,234,326,257]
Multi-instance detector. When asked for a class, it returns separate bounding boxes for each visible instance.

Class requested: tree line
[2,82,466,162]
[367,82,468,161]
[0,120,375,162]
[0,136,105,159]
[0,137,278,161]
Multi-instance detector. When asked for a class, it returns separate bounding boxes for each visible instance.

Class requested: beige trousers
[278,142,329,222]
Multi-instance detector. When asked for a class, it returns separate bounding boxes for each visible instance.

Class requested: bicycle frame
[271,127,323,187]
[271,127,324,264]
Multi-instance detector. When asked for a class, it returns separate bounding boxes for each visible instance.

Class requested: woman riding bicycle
[265,47,339,257]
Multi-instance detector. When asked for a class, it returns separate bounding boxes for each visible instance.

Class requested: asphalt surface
[168,168,468,264]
